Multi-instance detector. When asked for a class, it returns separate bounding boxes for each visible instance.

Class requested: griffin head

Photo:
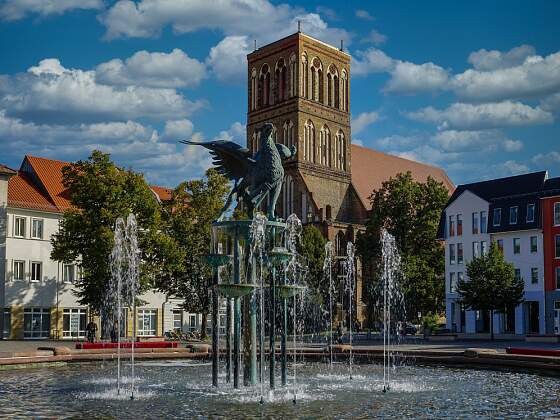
[260,122,274,140]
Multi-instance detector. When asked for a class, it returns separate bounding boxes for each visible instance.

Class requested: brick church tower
[247,31,365,247]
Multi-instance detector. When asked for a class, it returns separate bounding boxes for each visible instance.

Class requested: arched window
[304,120,315,162]
[259,64,270,107]
[310,57,323,103]
[301,53,308,98]
[282,120,294,148]
[289,54,297,97]
[252,130,259,154]
[335,231,346,256]
[320,125,331,166]
[341,70,348,111]
[250,68,257,110]
[274,59,287,103]
[282,174,294,219]
[335,130,345,170]
[327,65,338,108]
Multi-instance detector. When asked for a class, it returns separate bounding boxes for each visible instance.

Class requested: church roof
[350,144,455,209]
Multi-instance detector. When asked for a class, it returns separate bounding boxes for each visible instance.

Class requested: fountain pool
[0,360,558,419]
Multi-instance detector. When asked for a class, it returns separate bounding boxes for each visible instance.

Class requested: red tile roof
[7,155,172,212]
[350,144,455,209]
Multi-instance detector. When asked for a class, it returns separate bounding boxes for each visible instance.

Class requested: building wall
[542,196,560,334]
[0,173,10,338]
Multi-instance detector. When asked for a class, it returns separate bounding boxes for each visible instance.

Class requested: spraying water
[345,242,355,380]
[322,241,333,369]
[380,229,402,392]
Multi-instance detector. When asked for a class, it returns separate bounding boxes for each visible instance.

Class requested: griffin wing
[275,143,297,160]
[180,140,255,180]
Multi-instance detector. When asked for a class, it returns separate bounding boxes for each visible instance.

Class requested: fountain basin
[217,283,258,298]
[277,284,305,298]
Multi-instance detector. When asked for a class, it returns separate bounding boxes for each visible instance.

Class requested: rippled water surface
[0,360,558,419]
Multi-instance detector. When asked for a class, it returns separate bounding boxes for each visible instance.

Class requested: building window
[530,236,538,253]
[335,130,345,170]
[457,243,464,264]
[341,70,348,111]
[556,267,560,289]
[526,204,535,222]
[137,309,157,336]
[472,241,480,258]
[531,267,538,284]
[250,68,257,110]
[493,208,502,226]
[449,215,455,237]
[3,308,11,338]
[457,272,464,289]
[31,218,44,239]
[63,264,75,283]
[555,202,560,226]
[319,125,331,166]
[173,310,182,331]
[304,120,315,162]
[449,272,456,293]
[472,212,479,235]
[513,238,521,254]
[497,239,504,253]
[514,268,521,281]
[480,211,487,233]
[62,308,87,338]
[481,241,488,255]
[457,214,463,236]
[23,308,50,338]
[14,216,26,237]
[449,244,456,265]
[13,260,25,281]
[556,235,560,258]
[189,314,197,332]
[31,262,42,282]
[509,206,518,224]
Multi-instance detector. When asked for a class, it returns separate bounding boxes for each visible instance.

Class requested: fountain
[345,242,355,380]
[106,213,140,399]
[322,241,333,369]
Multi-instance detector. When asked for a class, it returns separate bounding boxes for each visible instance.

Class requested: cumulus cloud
[355,9,374,21]
[361,29,387,46]
[0,0,102,21]
[406,101,553,130]
[352,48,394,75]
[431,130,523,153]
[0,58,205,124]
[374,134,421,150]
[99,0,352,47]
[206,36,251,84]
[96,49,206,88]
[452,51,560,101]
[468,45,536,71]
[384,61,449,94]
[163,119,194,140]
[351,111,379,134]
[531,151,560,167]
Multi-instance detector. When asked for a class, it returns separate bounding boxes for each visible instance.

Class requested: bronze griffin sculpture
[181,123,296,220]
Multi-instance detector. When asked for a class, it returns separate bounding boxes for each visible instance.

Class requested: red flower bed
[76,341,178,350]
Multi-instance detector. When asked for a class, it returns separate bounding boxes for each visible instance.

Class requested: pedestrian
[86,320,97,343]
[110,321,118,343]
[336,324,343,344]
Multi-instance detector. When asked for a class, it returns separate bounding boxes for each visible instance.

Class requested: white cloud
[531,151,560,167]
[99,0,352,47]
[163,119,194,140]
[1,58,205,124]
[351,111,379,134]
[352,48,394,75]
[374,134,421,149]
[362,29,387,46]
[468,45,536,71]
[541,92,560,113]
[207,36,251,84]
[96,49,206,88]
[407,101,553,130]
[452,51,560,101]
[215,121,246,143]
[355,9,374,21]
[384,61,449,94]
[431,130,523,153]
[0,0,102,21]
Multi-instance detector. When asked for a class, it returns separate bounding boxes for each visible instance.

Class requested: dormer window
[526,204,535,223]
[493,208,502,226]
[509,206,518,225]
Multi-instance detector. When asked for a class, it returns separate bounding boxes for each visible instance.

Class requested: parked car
[400,323,417,336]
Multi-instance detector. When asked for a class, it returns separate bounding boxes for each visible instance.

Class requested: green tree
[356,172,449,323]
[457,242,524,340]
[297,225,327,305]
[159,169,230,339]
[51,151,181,315]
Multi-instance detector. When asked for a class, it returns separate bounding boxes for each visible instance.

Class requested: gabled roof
[350,144,455,209]
[0,164,16,176]
[8,155,172,213]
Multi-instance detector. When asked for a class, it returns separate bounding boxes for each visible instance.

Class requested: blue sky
[1,0,559,188]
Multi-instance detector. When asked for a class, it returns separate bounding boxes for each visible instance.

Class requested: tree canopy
[356,172,449,323]
[457,241,524,339]
[51,151,181,313]
[157,169,230,338]
[297,224,327,305]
